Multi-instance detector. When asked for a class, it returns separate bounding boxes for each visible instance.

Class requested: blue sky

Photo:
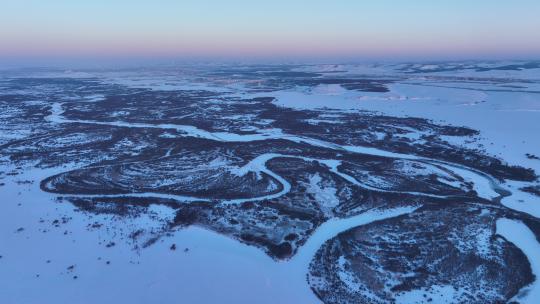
[1,0,539,64]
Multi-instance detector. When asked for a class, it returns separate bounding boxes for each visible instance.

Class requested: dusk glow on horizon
[1,0,540,65]
[2,1,540,303]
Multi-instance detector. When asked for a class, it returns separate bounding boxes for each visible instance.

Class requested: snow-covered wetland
[1,61,539,303]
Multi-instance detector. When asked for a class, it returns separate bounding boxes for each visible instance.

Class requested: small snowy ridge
[497,218,540,304]
[437,176,463,189]
[83,94,105,102]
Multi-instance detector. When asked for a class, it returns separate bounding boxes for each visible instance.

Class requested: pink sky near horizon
[1,0,539,64]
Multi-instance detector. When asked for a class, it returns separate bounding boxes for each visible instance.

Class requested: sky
[1,0,540,65]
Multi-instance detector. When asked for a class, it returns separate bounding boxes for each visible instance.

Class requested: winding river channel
[43,101,540,303]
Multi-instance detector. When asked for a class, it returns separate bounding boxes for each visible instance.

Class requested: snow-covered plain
[0,162,419,304]
[1,61,539,303]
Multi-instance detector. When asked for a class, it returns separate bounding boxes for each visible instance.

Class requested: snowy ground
[0,163,417,304]
[1,61,539,303]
